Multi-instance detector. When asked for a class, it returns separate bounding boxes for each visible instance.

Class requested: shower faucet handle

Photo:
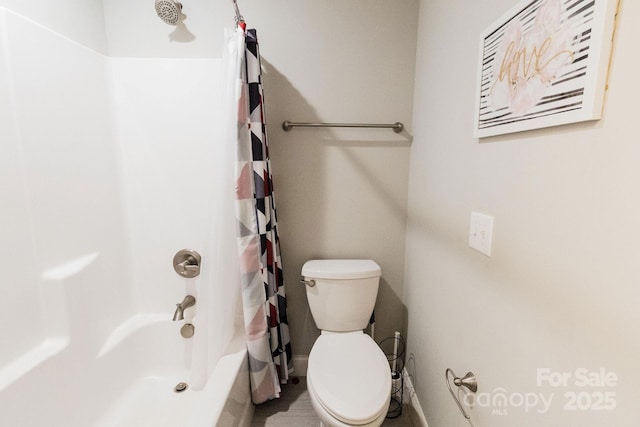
[173,249,201,278]
[177,260,198,272]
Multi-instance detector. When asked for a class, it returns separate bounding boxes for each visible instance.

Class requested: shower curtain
[226,22,292,404]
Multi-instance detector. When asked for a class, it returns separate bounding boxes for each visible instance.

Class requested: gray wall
[405,0,638,425]
[244,0,419,356]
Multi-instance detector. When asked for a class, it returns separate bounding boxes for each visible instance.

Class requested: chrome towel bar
[282,120,404,133]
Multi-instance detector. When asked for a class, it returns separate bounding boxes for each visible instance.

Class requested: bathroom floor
[251,377,415,427]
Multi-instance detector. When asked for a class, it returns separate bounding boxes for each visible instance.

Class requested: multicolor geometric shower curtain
[233,22,293,404]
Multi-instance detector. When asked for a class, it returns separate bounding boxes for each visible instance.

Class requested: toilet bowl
[307,332,391,427]
[301,259,391,427]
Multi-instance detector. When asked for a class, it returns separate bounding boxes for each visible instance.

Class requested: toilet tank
[302,259,382,332]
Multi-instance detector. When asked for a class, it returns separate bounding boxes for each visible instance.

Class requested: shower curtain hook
[232,0,244,24]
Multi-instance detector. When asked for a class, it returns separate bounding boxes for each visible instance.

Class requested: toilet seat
[307,332,391,425]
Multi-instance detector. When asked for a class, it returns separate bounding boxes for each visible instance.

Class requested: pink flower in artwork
[510,76,546,115]
[490,0,575,116]
[535,0,563,33]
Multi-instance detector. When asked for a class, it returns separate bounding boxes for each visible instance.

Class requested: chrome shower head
[155,0,184,25]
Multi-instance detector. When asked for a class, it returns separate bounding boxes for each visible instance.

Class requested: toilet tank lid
[302,259,381,280]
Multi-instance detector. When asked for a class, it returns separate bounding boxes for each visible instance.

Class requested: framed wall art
[473,0,619,138]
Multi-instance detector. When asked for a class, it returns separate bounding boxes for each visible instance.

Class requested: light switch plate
[469,212,494,256]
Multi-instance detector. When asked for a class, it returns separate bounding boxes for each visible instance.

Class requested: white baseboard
[403,369,429,427]
[292,354,308,377]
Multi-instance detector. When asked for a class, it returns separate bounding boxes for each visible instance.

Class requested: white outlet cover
[469,212,494,256]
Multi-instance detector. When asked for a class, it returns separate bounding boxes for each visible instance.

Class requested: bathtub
[0,313,253,427]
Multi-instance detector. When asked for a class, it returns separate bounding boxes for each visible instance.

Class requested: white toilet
[302,259,391,427]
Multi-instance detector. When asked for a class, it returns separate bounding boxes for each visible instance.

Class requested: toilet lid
[302,259,381,280]
[308,333,391,425]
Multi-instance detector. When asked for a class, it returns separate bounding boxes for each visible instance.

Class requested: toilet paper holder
[445,368,477,420]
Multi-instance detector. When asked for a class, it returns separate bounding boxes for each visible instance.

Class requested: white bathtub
[0,314,252,427]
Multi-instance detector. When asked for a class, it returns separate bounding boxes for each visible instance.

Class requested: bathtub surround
[0,4,249,425]
[0,6,130,372]
[0,0,108,53]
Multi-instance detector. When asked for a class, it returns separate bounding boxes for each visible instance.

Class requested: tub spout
[173,295,196,321]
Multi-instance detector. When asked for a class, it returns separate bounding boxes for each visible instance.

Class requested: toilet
[302,259,391,427]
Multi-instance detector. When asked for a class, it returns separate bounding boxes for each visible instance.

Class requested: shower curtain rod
[232,0,244,23]
[282,120,404,133]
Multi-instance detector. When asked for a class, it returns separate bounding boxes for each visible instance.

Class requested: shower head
[155,0,185,26]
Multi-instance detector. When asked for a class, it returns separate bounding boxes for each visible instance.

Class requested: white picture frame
[473,0,619,138]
